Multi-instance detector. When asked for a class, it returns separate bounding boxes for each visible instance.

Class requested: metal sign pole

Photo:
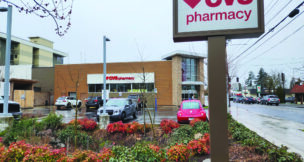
[208,36,229,161]
[3,6,12,116]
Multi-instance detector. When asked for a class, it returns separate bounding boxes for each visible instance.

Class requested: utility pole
[282,73,285,103]
[0,6,12,117]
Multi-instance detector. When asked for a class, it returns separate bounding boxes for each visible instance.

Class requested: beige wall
[29,37,53,48]
[34,92,49,106]
[14,90,34,108]
[18,44,33,65]
[198,58,205,105]
[36,49,53,67]
[172,56,182,106]
[32,67,54,93]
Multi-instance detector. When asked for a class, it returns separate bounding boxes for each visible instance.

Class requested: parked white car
[0,96,22,119]
[55,96,82,109]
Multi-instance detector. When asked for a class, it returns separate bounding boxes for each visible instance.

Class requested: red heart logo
[184,0,201,9]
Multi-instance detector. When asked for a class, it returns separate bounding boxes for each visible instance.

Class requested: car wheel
[67,103,71,108]
[276,104,279,106]
[77,102,81,108]
[133,112,137,119]
[57,106,60,110]
[121,112,126,122]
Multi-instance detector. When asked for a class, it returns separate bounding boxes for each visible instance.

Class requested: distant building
[0,32,67,67]
[0,65,37,108]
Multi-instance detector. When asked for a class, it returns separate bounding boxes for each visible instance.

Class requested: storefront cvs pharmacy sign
[173,0,264,41]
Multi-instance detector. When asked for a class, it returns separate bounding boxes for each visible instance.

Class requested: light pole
[0,6,12,117]
[102,36,110,115]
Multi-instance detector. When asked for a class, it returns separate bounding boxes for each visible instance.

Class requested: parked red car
[177,100,207,123]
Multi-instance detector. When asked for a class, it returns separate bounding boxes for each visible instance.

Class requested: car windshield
[106,99,128,107]
[57,97,66,100]
[182,102,200,109]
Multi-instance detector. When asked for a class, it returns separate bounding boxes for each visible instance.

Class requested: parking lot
[22,106,179,124]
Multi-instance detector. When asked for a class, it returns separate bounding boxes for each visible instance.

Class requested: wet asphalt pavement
[230,102,304,158]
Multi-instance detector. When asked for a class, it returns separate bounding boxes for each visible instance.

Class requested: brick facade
[54,61,173,106]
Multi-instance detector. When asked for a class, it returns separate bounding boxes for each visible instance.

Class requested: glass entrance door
[182,85,199,101]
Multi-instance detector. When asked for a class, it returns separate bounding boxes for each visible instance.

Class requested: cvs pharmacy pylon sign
[173,0,264,42]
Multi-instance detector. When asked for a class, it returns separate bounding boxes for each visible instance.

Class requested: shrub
[107,121,126,134]
[169,125,193,146]
[69,118,97,131]
[149,144,161,153]
[131,143,166,162]
[160,119,180,134]
[36,113,63,131]
[167,144,189,162]
[98,147,114,161]
[57,125,93,148]
[0,140,66,161]
[67,150,99,161]
[228,114,303,161]
[187,133,210,155]
[110,145,135,161]
[190,118,203,127]
[192,120,210,136]
[3,118,37,145]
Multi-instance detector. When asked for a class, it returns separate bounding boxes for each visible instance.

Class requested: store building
[54,51,206,106]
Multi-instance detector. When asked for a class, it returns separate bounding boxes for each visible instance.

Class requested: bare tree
[134,41,155,137]
[56,65,84,148]
[1,0,74,36]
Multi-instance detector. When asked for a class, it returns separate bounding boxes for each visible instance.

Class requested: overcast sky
[0,0,303,87]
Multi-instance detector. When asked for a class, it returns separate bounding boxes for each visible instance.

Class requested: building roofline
[29,36,54,43]
[56,60,171,66]
[0,32,68,57]
[161,50,207,60]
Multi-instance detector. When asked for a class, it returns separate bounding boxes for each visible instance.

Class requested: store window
[89,84,96,92]
[110,84,132,92]
[182,58,198,81]
[132,83,154,92]
[89,83,154,93]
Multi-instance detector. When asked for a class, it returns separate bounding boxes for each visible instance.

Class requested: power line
[230,1,304,63]
[238,10,304,65]
[264,1,280,16]
[240,11,304,66]
[265,0,294,27]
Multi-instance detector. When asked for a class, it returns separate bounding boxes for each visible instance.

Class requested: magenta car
[177,100,207,123]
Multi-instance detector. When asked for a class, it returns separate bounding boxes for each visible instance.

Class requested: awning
[182,81,204,85]
[290,84,304,94]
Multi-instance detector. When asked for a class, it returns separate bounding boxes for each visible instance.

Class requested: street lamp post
[0,6,12,117]
[102,36,110,115]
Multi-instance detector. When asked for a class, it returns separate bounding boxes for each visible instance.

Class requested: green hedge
[228,114,303,162]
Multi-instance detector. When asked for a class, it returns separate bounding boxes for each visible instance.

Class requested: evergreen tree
[245,71,255,87]
[290,77,296,89]
[256,68,268,89]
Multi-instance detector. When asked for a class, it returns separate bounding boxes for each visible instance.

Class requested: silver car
[97,98,137,122]
[261,95,280,106]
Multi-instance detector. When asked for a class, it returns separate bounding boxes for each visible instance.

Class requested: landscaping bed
[0,113,302,161]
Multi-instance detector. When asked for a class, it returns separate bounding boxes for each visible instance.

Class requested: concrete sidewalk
[230,106,304,158]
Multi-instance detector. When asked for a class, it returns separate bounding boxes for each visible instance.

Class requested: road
[230,102,304,157]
